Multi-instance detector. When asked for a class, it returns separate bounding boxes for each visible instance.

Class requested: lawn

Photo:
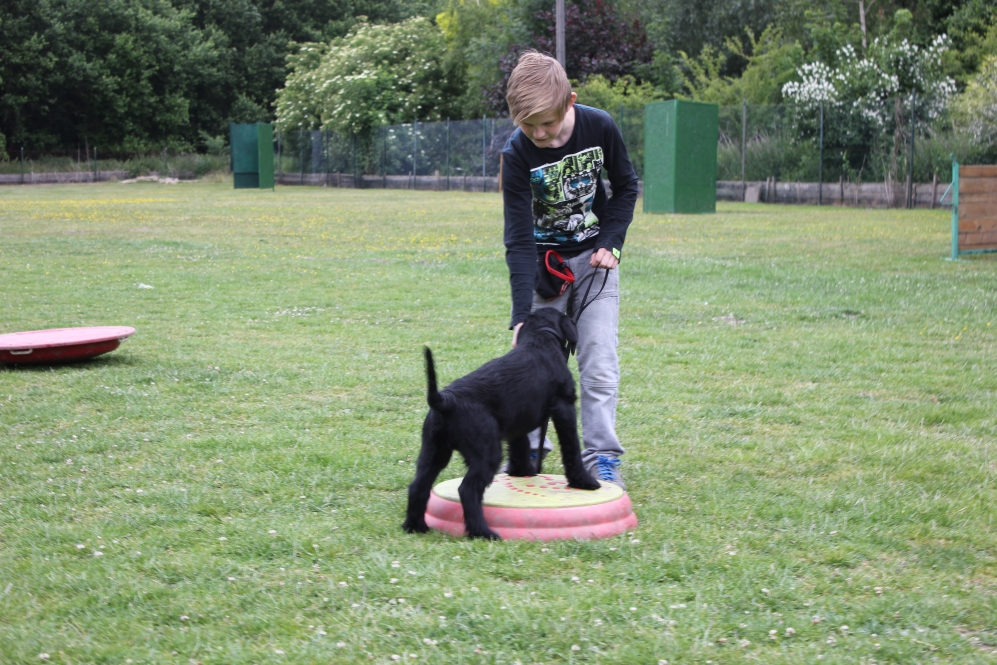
[1,182,995,664]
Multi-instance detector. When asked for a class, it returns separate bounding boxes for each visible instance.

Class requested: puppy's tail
[424,347,455,413]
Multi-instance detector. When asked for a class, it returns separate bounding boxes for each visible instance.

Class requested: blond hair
[506,51,573,125]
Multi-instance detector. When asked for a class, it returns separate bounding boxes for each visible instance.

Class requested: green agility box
[230,122,275,190]
[643,100,718,214]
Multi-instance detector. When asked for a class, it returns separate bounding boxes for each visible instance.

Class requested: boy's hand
[590,248,619,269]
[512,322,523,347]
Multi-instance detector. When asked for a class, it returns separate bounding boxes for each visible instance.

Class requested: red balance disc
[0,326,136,364]
[426,473,638,541]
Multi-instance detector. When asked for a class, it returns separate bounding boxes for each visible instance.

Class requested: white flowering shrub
[780,23,958,182]
[783,34,956,126]
[275,18,460,137]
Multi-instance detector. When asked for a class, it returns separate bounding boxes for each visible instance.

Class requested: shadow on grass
[0,352,139,372]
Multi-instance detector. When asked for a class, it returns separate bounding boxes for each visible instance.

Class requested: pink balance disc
[425,473,638,540]
[0,326,136,364]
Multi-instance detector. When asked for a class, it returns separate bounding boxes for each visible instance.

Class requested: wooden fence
[951,164,997,259]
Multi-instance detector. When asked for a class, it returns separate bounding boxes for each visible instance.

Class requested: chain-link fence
[275,98,993,206]
[276,118,517,190]
[7,101,994,207]
[717,99,975,181]
[712,97,992,207]
[276,112,646,190]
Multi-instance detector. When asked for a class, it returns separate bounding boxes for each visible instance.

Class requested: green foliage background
[1,0,996,157]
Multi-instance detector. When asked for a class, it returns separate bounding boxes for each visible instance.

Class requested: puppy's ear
[560,314,578,356]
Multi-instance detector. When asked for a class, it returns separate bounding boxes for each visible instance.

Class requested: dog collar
[535,326,564,342]
[535,325,576,357]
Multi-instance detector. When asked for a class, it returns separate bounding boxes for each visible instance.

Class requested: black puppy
[402,307,601,540]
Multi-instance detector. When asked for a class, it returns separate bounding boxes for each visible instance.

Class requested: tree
[463,0,656,116]
[533,0,653,84]
[0,0,422,152]
[783,12,956,121]
[677,26,805,104]
[0,0,222,151]
[782,10,957,181]
[663,0,780,72]
[945,0,997,86]
[173,0,419,134]
[275,18,463,135]
[434,0,544,118]
[951,54,997,156]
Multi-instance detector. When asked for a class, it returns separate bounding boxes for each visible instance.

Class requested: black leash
[533,267,608,472]
[536,419,550,474]
[568,267,609,325]
[531,260,611,473]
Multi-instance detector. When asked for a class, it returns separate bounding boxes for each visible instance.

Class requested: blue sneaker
[586,455,625,489]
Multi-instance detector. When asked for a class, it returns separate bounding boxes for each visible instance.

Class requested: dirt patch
[120,175,183,185]
[713,313,745,326]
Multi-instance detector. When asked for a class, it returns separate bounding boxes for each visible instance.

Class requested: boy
[500,51,638,488]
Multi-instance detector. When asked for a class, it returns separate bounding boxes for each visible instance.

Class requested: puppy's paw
[402,517,430,534]
[505,461,537,477]
[467,529,502,541]
[567,472,600,491]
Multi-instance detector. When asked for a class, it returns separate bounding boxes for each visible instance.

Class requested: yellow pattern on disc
[432,473,624,508]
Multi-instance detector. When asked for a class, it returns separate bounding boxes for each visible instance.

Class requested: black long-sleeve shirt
[501,104,639,328]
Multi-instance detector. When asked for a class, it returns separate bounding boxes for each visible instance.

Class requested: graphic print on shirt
[530,147,603,247]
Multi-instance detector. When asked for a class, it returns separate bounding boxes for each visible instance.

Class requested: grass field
[1,183,995,664]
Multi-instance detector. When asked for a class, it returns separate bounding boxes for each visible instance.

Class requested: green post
[643,100,719,213]
[257,123,274,190]
[951,160,959,260]
[230,122,274,189]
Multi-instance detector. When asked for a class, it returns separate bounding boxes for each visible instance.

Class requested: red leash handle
[544,250,575,283]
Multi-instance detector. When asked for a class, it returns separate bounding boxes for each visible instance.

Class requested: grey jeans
[529,249,625,464]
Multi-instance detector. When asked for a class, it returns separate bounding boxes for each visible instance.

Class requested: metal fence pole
[413,119,418,188]
[950,159,960,260]
[446,118,451,191]
[20,146,24,184]
[382,126,387,189]
[277,130,282,184]
[818,103,824,206]
[94,147,98,182]
[556,0,565,67]
[163,146,168,177]
[299,132,305,185]
[481,115,486,181]
[619,103,625,146]
[907,90,917,210]
[741,100,747,201]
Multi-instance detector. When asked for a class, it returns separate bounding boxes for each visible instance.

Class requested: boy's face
[519,93,577,148]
